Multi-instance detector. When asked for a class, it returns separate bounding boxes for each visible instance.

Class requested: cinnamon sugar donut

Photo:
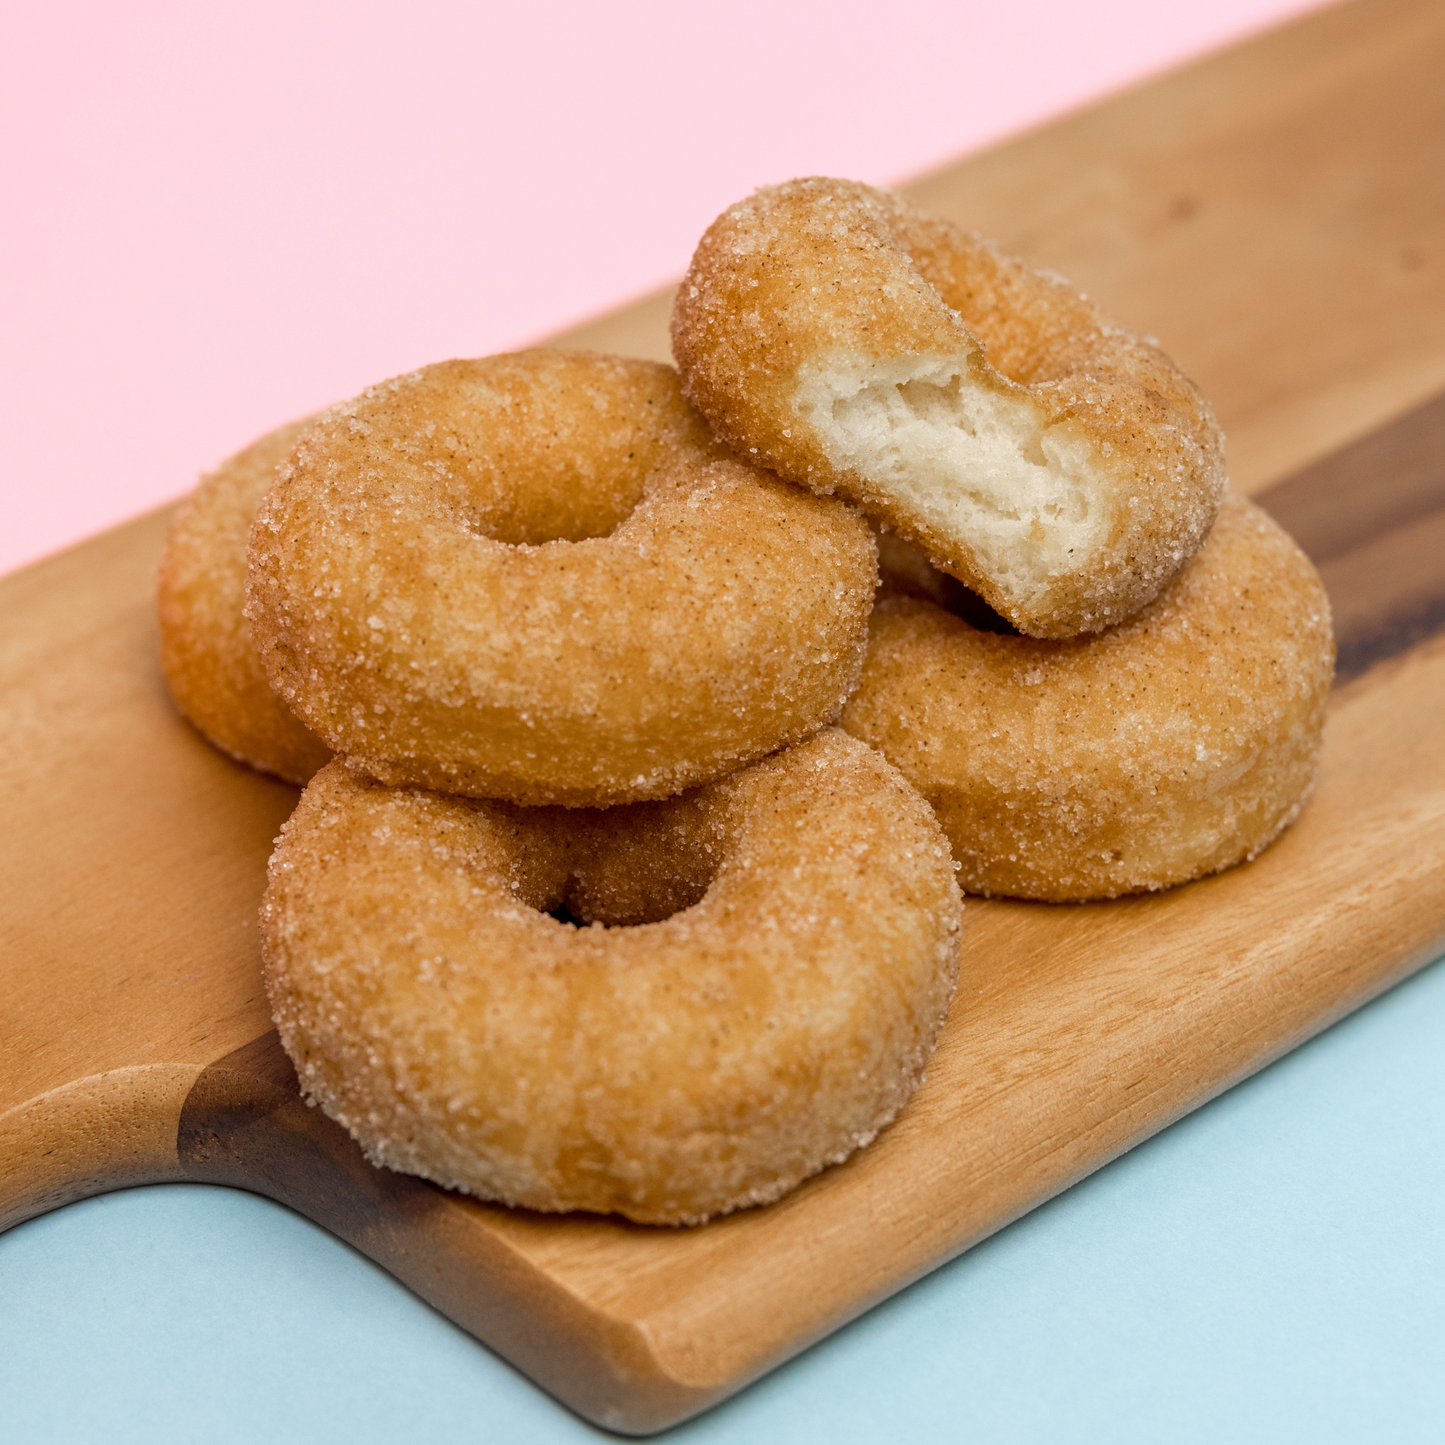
[672,178,1225,639]
[261,729,963,1225]
[247,350,877,807]
[841,496,1334,900]
[157,420,331,784]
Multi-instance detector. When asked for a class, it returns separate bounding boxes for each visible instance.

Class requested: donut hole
[795,354,1101,611]
[366,356,714,546]
[442,447,649,546]
[553,865,713,930]
[876,531,1019,634]
[565,799,723,928]
[510,797,725,929]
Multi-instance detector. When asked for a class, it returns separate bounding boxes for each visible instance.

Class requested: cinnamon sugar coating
[261,730,963,1225]
[672,178,1225,638]
[157,420,332,784]
[246,351,876,807]
[842,496,1334,900]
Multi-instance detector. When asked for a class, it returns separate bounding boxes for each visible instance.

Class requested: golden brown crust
[156,421,332,784]
[672,178,1226,638]
[246,350,878,807]
[841,496,1335,900]
[260,730,964,1225]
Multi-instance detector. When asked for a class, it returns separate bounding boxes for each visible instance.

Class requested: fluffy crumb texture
[260,729,964,1225]
[246,350,877,807]
[842,496,1335,900]
[156,420,333,784]
[671,178,1226,638]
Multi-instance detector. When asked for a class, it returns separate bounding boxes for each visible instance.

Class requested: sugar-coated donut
[247,350,877,807]
[260,729,964,1225]
[157,420,332,785]
[841,496,1334,901]
[672,178,1226,639]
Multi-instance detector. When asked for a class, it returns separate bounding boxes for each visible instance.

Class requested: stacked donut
[160,347,963,1226]
[673,178,1334,902]
[156,178,1333,1224]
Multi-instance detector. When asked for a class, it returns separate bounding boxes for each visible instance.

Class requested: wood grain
[3,0,1445,1433]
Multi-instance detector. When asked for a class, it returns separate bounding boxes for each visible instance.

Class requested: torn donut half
[671,177,1226,638]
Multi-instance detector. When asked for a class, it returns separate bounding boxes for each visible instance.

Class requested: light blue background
[4,952,1443,1444]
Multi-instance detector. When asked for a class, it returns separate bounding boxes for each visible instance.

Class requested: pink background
[1,0,1325,578]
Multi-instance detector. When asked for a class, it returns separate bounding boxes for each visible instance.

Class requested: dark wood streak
[176,1033,446,1263]
[1255,391,1445,682]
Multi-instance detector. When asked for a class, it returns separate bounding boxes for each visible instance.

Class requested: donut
[260,729,964,1225]
[841,495,1334,901]
[157,419,332,785]
[246,350,877,807]
[671,177,1226,639]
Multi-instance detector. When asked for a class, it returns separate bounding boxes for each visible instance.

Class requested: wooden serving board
[4,0,1445,1433]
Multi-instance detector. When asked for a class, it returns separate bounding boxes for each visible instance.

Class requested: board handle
[177,1032,712,1435]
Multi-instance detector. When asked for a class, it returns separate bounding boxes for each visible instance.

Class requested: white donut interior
[794,351,1105,612]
